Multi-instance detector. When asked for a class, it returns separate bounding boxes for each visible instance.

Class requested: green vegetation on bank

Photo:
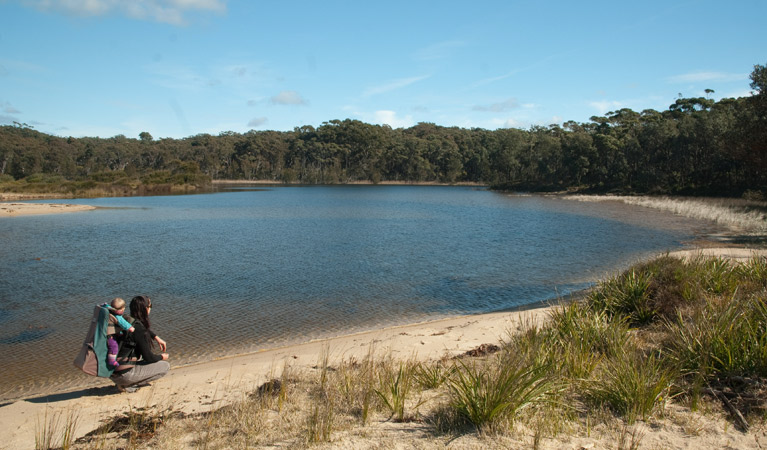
[58,254,767,448]
[0,163,211,197]
[4,62,767,198]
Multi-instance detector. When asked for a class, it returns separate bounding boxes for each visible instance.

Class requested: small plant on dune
[697,256,736,295]
[376,359,422,422]
[35,408,79,450]
[735,256,767,288]
[446,355,562,431]
[334,346,382,425]
[509,318,557,367]
[360,348,379,425]
[616,422,646,450]
[544,301,632,381]
[587,349,676,424]
[306,345,336,443]
[590,269,656,325]
[414,360,455,389]
[306,393,335,444]
[549,301,630,357]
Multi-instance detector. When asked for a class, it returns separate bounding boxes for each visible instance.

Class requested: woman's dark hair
[130,295,153,344]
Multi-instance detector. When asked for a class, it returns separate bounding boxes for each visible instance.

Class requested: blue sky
[1,0,764,139]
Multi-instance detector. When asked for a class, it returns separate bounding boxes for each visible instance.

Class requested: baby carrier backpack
[73,304,125,377]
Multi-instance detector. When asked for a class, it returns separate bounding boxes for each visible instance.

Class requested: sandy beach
[0,306,552,449]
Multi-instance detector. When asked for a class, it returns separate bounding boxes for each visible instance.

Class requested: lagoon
[0,186,716,401]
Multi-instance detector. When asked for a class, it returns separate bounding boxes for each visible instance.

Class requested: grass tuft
[446,355,562,431]
[587,350,676,424]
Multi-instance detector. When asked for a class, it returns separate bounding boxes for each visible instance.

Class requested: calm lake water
[0,186,718,401]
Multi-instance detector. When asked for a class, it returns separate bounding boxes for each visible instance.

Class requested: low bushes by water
[0,169,211,198]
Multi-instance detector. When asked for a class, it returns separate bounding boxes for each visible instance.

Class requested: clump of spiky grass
[590,269,656,325]
[446,354,563,432]
[375,359,423,421]
[548,301,630,357]
[414,360,455,390]
[586,349,676,424]
[667,293,767,381]
[735,256,767,289]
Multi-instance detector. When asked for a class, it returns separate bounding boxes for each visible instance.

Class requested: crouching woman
[111,295,170,392]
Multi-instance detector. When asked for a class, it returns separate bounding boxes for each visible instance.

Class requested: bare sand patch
[0,202,96,217]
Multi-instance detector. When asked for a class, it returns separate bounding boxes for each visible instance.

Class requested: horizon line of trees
[2,63,765,197]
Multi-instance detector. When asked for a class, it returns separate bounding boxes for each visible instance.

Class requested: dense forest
[1,63,765,198]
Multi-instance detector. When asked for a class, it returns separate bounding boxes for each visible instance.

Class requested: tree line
[2,63,765,197]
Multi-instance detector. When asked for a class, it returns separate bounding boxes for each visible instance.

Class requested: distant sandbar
[0,202,96,217]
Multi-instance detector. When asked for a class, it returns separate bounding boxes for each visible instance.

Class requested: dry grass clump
[61,254,767,449]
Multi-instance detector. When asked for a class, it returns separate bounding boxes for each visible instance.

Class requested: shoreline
[0,304,556,448]
[2,248,766,447]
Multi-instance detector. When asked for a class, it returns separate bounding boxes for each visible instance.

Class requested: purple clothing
[107,336,120,367]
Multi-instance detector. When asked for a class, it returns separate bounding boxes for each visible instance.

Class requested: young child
[104,298,134,368]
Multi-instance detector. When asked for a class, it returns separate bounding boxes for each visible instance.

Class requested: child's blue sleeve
[115,314,133,331]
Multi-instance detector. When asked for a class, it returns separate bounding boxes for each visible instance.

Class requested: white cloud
[22,0,226,25]
[472,98,519,112]
[269,91,307,106]
[589,100,623,115]
[667,71,746,83]
[373,110,414,129]
[362,75,430,98]
[247,117,267,128]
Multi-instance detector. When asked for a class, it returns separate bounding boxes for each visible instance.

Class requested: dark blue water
[0,186,712,400]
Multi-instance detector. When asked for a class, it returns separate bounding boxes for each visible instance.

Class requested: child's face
[115,308,125,315]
